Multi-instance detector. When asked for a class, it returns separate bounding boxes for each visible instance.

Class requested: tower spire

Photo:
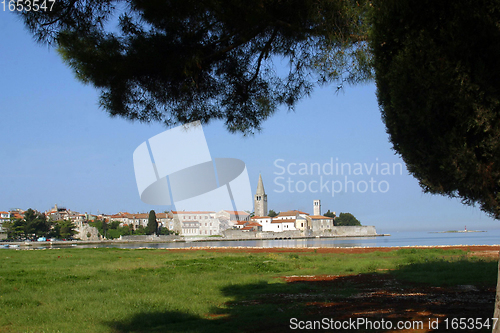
[256,174,265,195]
[254,174,268,217]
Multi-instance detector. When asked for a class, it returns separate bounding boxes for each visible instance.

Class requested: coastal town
[0,175,375,241]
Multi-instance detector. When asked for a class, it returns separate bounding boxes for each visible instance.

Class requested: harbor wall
[222,226,377,240]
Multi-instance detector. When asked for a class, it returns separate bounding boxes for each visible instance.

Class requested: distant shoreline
[430,230,487,233]
[1,233,391,247]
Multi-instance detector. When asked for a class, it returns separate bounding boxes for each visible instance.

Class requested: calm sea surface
[31,229,500,250]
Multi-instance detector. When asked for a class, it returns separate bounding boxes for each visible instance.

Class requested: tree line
[3,208,77,240]
[3,209,174,240]
[89,210,174,239]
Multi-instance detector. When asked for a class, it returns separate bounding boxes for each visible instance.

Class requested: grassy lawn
[0,247,497,332]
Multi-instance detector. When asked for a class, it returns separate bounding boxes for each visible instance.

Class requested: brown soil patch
[179,245,497,333]
[257,274,495,332]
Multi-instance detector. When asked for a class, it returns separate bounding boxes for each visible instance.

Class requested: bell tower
[254,174,268,217]
[313,199,321,216]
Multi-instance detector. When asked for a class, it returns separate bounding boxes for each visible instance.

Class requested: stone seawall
[312,226,377,237]
[222,226,378,240]
[222,230,303,239]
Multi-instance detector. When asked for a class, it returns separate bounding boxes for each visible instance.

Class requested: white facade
[173,211,219,236]
[125,213,150,229]
[157,213,174,231]
[269,218,297,232]
[295,215,308,231]
[0,211,10,234]
[251,216,272,231]
[313,200,321,216]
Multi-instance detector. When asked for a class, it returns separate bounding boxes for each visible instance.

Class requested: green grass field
[0,247,497,332]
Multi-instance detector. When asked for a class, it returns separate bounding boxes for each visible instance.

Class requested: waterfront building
[172,211,219,236]
[306,215,334,232]
[251,216,272,231]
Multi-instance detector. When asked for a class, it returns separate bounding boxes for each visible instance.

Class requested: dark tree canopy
[147,210,157,235]
[324,209,336,218]
[334,212,360,226]
[371,0,500,218]
[52,220,78,239]
[268,209,278,218]
[18,0,372,134]
[4,209,50,239]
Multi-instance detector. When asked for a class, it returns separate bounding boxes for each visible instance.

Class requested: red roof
[125,213,149,219]
[172,211,215,214]
[277,210,309,216]
[241,226,254,230]
[246,222,262,227]
[109,213,127,218]
[251,216,270,219]
[308,215,334,220]
[271,218,295,223]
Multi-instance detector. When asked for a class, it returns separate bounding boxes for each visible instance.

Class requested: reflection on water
[26,230,500,250]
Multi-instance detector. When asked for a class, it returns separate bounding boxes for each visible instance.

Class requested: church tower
[313,199,321,216]
[254,174,268,217]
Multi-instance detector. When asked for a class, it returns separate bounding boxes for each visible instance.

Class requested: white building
[270,218,296,232]
[0,211,10,236]
[251,216,272,231]
[124,213,150,229]
[234,221,247,229]
[172,211,220,236]
[295,214,308,231]
[241,221,262,231]
[156,213,174,231]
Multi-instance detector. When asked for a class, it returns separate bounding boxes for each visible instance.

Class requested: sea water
[40,229,500,250]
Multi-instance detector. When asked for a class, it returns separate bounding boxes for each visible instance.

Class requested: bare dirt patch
[185,245,497,332]
[271,274,495,332]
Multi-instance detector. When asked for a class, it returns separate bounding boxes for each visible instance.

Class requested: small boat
[9,244,20,248]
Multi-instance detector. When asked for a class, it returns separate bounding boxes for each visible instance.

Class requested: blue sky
[0,10,497,232]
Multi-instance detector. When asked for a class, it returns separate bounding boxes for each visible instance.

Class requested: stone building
[313,199,321,216]
[306,215,334,233]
